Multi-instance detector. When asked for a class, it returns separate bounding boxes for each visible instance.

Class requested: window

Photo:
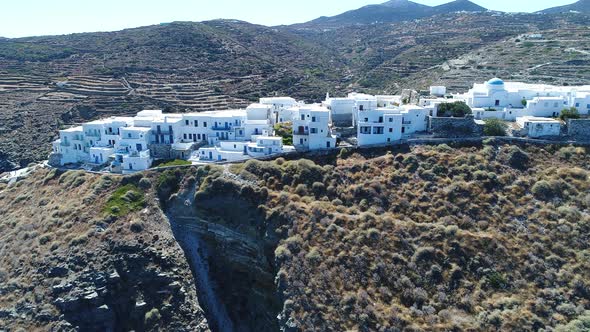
[389,118,393,122]
[576,103,580,108]
[203,122,207,127]
[495,100,500,106]
[389,128,393,133]
[359,105,364,111]
[184,134,187,140]
[189,134,193,139]
[197,134,201,140]
[360,126,371,134]
[373,127,384,134]
[128,133,131,138]
[194,120,198,127]
[554,102,559,108]
[185,120,189,125]
[310,128,318,134]
[364,118,368,122]
[301,114,305,120]
[379,116,383,123]
[312,116,316,122]
[544,102,549,107]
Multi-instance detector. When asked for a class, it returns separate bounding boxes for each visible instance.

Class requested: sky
[0,0,578,38]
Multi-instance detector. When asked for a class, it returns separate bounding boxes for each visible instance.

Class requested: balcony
[402,121,412,125]
[60,141,71,147]
[154,130,173,135]
[211,125,232,131]
[294,130,309,136]
[128,150,151,158]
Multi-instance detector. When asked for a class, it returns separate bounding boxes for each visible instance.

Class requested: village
[48,78,590,173]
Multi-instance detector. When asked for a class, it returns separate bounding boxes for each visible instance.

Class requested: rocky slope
[0,168,210,331]
[3,142,590,331]
[146,142,590,331]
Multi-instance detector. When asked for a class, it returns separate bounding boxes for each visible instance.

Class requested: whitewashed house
[515,116,561,138]
[323,93,402,127]
[356,105,429,146]
[259,97,301,124]
[292,105,337,150]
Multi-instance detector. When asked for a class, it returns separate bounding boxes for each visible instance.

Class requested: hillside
[299,0,487,29]
[149,142,590,330]
[0,168,210,330]
[539,0,590,14]
[394,22,590,92]
[4,142,590,330]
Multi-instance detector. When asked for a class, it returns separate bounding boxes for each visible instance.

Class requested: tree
[483,118,508,136]
[521,98,527,107]
[436,101,472,117]
[560,107,580,121]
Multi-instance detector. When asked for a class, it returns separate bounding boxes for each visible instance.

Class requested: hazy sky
[0,0,578,38]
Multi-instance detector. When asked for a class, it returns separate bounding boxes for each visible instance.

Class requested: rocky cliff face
[158,166,282,332]
[0,168,210,331]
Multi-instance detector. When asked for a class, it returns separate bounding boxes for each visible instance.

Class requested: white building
[356,105,429,146]
[259,97,301,124]
[197,135,294,162]
[430,86,447,97]
[458,78,590,120]
[515,116,561,138]
[292,105,337,150]
[322,92,402,127]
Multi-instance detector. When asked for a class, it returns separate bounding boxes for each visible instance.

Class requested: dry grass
[188,143,590,331]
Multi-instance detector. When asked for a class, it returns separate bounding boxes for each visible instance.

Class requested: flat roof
[184,109,246,117]
[122,126,152,132]
[62,126,83,132]
[517,116,561,122]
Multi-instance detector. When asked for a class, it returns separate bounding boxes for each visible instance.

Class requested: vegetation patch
[153,159,192,168]
[103,184,146,217]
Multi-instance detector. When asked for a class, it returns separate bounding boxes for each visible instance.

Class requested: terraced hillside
[398,23,590,92]
[286,12,590,92]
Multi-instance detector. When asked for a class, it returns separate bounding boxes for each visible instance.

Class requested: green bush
[560,107,580,121]
[483,118,508,136]
[436,101,472,117]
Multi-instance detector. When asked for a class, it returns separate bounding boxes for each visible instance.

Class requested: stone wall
[428,115,483,138]
[48,153,62,167]
[567,119,590,141]
[149,144,172,159]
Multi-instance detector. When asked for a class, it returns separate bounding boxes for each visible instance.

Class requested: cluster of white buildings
[50,98,337,173]
[50,78,590,172]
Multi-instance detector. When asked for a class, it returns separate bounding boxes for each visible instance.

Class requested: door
[95,156,99,164]
[209,152,213,160]
[326,141,331,148]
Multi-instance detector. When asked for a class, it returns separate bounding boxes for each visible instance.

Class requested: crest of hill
[303,0,488,27]
[538,0,590,14]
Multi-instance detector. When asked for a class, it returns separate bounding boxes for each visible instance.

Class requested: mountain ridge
[300,0,489,28]
[538,0,590,14]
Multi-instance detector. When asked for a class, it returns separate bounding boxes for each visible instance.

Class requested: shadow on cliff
[158,167,283,332]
